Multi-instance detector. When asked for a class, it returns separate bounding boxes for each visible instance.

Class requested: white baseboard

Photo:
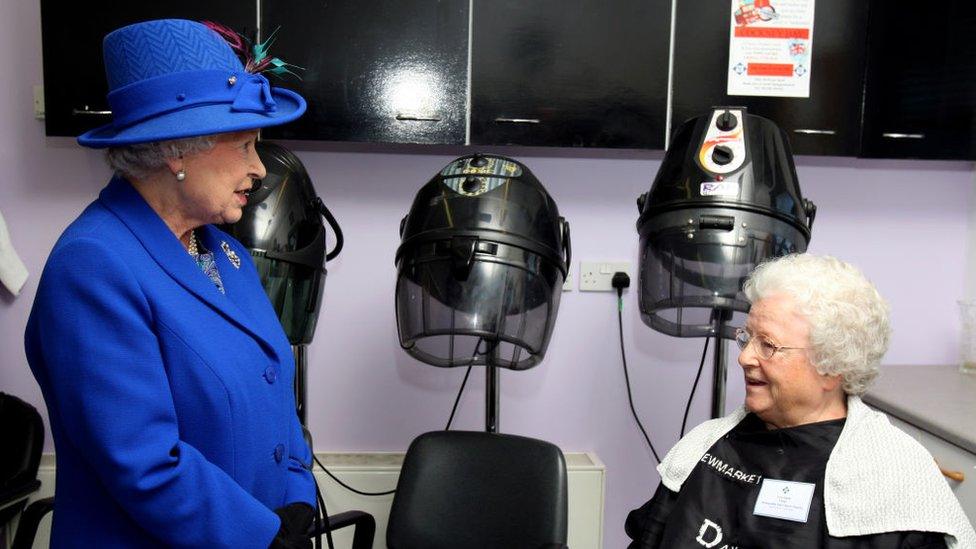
[9,451,605,549]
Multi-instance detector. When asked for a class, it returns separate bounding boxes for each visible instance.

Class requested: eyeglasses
[734,328,807,360]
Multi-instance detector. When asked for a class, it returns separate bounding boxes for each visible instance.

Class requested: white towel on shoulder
[658,395,976,548]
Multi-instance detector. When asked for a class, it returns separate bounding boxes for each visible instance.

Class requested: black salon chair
[0,392,45,547]
[11,496,52,549]
[387,431,569,549]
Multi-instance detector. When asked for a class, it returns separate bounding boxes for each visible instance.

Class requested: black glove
[269,502,316,549]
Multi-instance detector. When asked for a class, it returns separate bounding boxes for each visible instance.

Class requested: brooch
[221,241,241,269]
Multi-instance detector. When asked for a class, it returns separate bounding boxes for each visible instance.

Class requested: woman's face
[177,130,266,226]
[737,292,844,429]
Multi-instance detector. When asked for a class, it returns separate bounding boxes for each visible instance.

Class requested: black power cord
[613,272,662,464]
[444,365,473,430]
[445,338,485,431]
[305,337,484,515]
[311,473,334,549]
[312,454,396,497]
[680,337,711,438]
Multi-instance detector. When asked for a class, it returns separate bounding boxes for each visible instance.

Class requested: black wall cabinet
[861,0,976,160]
[40,1,254,137]
[671,0,869,157]
[469,0,670,149]
[261,0,469,144]
[39,1,976,159]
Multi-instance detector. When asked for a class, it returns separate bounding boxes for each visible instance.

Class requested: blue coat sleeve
[30,238,280,548]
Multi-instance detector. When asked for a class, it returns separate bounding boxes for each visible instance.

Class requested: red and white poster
[727,0,815,97]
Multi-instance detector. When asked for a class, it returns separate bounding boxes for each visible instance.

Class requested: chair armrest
[0,479,41,512]
[308,510,376,549]
[11,496,54,549]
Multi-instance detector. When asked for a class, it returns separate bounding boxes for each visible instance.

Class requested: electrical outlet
[579,261,631,292]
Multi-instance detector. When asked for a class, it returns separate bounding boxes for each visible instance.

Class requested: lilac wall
[2,3,974,548]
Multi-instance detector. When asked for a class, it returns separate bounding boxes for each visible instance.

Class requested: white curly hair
[742,253,891,395]
[104,136,216,180]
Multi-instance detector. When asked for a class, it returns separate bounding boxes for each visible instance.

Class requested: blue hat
[77,19,306,148]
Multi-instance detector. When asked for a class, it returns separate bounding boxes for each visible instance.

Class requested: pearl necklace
[187,230,199,256]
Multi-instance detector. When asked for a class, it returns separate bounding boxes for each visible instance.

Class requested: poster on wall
[727,0,816,98]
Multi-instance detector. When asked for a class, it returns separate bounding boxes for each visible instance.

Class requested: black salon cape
[626,414,947,549]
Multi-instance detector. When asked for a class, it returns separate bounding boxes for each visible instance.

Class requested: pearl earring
[176,170,186,181]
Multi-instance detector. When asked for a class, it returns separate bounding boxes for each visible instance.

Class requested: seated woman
[626,253,975,548]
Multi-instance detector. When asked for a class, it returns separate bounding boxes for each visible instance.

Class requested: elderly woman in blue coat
[626,254,976,548]
[26,19,317,548]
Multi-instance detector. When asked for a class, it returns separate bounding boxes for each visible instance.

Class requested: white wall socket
[579,261,631,292]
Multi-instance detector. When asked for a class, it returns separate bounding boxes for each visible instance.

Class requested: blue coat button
[274,444,284,463]
[264,366,277,384]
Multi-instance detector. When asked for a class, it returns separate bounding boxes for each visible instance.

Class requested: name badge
[753,478,816,523]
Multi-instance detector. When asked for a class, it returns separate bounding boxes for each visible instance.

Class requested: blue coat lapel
[197,223,290,360]
[98,177,277,355]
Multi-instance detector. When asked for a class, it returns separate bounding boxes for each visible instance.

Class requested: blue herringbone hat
[77,19,306,148]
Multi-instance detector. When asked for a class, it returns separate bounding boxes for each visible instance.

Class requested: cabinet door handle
[882,132,925,139]
[72,106,112,116]
[396,113,441,122]
[792,129,836,135]
[939,465,965,483]
[494,117,541,124]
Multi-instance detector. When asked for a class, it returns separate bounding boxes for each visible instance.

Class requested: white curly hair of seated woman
[742,253,891,395]
[105,136,217,180]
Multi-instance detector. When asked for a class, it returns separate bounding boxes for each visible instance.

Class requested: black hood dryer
[395,153,570,432]
[222,141,344,427]
[636,107,816,417]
